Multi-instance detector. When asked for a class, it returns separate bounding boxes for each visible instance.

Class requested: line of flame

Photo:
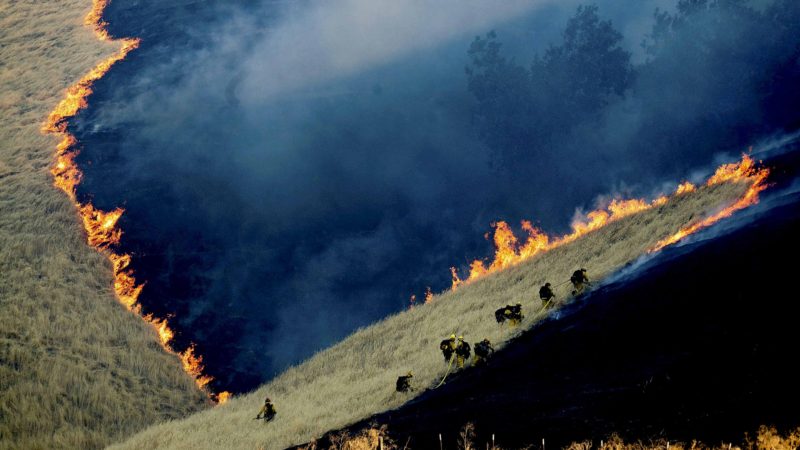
[450,155,769,289]
[648,155,769,252]
[42,0,229,404]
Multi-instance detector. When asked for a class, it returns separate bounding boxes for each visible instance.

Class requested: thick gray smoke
[81,0,796,392]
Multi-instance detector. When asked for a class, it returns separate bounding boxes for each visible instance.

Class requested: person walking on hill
[539,282,555,307]
[396,371,414,393]
[455,336,471,368]
[440,334,457,363]
[570,268,591,296]
[255,396,277,423]
[473,338,494,366]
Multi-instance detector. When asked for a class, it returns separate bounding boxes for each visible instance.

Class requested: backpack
[474,341,493,357]
[494,307,507,323]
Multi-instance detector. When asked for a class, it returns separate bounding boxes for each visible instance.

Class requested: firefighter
[255,396,277,422]
[508,302,524,326]
[396,371,414,393]
[539,282,555,307]
[455,336,471,368]
[570,268,591,296]
[473,338,494,366]
[495,304,524,326]
[495,306,508,324]
[440,334,457,362]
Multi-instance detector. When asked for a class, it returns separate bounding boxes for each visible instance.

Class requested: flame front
[649,155,769,252]
[450,155,769,289]
[676,181,697,195]
[43,0,225,402]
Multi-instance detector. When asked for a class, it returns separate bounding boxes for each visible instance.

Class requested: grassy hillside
[0,2,207,448]
[111,178,753,450]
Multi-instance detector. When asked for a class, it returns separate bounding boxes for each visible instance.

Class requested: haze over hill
[74,0,800,395]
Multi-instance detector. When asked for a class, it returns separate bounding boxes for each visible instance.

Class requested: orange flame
[676,181,697,195]
[217,391,232,404]
[43,0,223,402]
[181,345,213,389]
[451,154,769,289]
[424,286,434,304]
[650,155,769,252]
[450,267,463,291]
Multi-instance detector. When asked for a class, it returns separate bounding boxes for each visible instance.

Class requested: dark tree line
[466,0,800,186]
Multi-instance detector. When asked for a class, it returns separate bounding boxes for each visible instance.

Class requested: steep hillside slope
[111,176,754,450]
[307,173,800,450]
[0,2,207,449]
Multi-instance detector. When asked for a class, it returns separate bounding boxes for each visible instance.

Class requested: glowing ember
[450,154,769,289]
[42,0,222,402]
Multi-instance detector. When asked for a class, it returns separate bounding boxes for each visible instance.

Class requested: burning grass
[565,426,800,450]
[0,1,207,448]
[111,167,760,449]
[449,156,767,289]
[41,0,227,401]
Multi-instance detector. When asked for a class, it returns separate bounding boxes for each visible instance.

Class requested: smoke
[77,0,800,392]
[236,0,569,101]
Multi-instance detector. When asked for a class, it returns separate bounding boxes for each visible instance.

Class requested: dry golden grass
[0,1,207,449]
[111,179,753,450]
[301,423,800,450]
[565,425,800,450]
[284,423,800,450]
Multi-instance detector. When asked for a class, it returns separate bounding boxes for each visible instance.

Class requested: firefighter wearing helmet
[255,396,277,422]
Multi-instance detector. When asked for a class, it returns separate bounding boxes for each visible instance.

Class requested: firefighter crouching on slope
[396,371,414,393]
[494,303,524,327]
[255,396,277,422]
[570,268,592,296]
[539,282,555,307]
[440,334,457,363]
[473,338,494,366]
[455,336,471,368]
